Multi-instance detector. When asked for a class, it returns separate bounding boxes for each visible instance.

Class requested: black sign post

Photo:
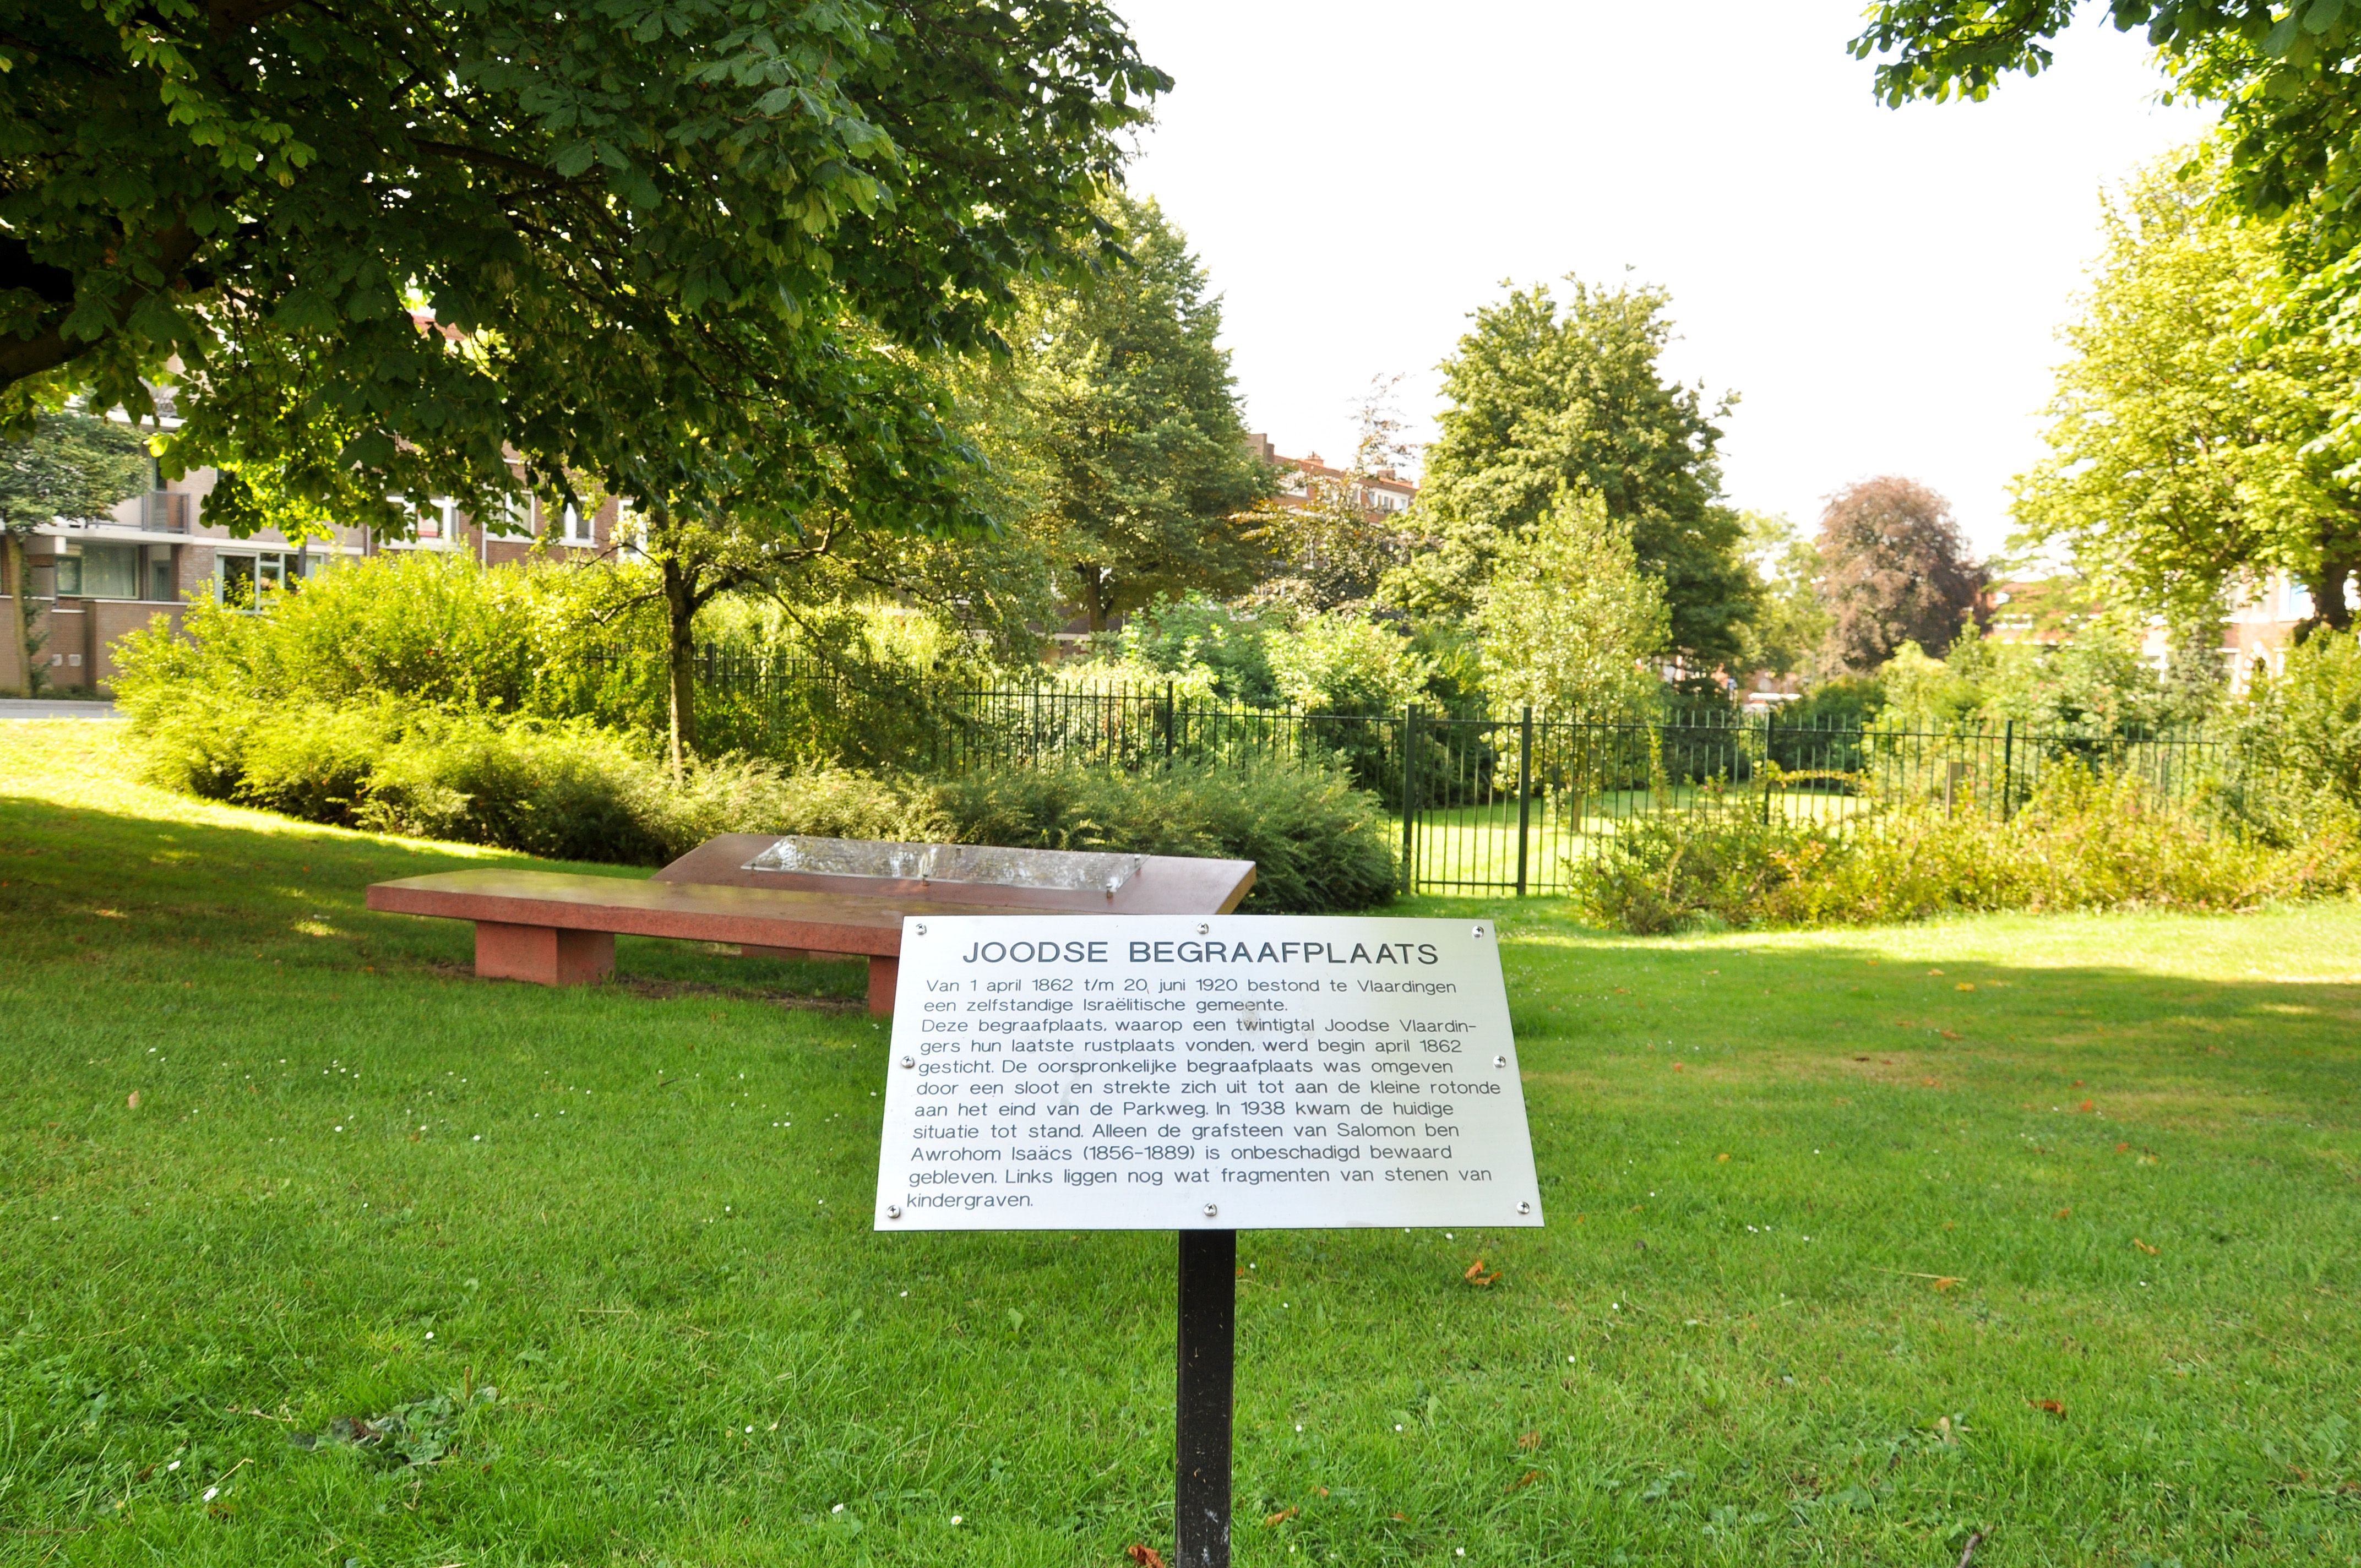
[877,917,1544,1566]
[1174,1227,1236,1567]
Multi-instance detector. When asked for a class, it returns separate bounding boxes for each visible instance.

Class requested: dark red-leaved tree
[1816,476,1984,672]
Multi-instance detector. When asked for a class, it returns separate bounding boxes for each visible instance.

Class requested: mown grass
[3,719,2358,1567]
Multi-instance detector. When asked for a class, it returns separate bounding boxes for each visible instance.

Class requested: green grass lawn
[4,719,2359,1567]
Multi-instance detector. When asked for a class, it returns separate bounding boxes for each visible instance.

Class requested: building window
[53,541,142,599]
[146,544,173,602]
[216,551,311,609]
[562,502,594,546]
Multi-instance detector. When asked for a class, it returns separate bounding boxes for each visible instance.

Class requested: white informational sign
[873,916,1543,1232]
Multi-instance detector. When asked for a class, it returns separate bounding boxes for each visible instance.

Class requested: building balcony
[137,492,189,533]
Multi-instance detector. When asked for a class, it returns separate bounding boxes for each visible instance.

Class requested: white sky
[1116,0,2214,556]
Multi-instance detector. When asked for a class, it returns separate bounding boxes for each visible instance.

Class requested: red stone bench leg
[867,955,899,1016]
[475,921,615,986]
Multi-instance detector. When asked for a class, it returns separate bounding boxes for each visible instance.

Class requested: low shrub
[1574,767,2359,934]
[929,760,1397,913]
[121,693,1396,909]
[2206,632,2361,847]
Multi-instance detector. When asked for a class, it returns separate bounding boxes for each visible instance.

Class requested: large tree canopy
[1853,1,2360,234]
[1008,195,1271,633]
[0,0,1163,533]
[1381,278,1754,671]
[2014,155,2360,631]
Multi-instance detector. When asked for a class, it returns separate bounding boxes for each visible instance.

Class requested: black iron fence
[587,647,2226,899]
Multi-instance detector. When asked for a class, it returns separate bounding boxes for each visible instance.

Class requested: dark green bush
[929,760,1397,913]
[121,690,1395,908]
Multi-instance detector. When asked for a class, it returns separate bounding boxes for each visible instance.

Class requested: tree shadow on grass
[0,788,868,1003]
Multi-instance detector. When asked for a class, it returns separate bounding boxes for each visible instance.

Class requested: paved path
[0,698,122,720]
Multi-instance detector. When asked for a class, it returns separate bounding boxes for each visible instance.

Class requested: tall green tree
[0,0,1162,538]
[0,409,151,694]
[1012,196,1272,631]
[1476,488,1669,715]
[2014,155,2360,632]
[1381,277,1754,670]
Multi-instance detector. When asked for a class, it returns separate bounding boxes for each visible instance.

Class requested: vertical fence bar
[1515,706,1533,897]
[1399,705,1418,896]
[2002,720,2016,823]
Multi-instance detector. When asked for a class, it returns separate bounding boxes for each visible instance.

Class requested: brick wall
[0,595,184,693]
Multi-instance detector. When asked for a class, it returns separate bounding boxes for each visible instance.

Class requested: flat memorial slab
[874,915,1543,1231]
[651,834,1253,914]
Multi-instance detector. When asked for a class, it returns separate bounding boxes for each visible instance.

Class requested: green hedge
[117,692,1397,912]
[929,761,1399,914]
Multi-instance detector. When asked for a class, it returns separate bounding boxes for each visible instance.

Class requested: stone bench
[365,834,1256,1014]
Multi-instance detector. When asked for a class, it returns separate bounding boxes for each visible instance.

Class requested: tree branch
[0,225,202,393]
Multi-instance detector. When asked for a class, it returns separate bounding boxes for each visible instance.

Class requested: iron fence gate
[576,647,2228,899]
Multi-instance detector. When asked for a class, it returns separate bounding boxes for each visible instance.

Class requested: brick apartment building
[1985,571,2338,692]
[0,455,632,695]
[1245,432,1417,517]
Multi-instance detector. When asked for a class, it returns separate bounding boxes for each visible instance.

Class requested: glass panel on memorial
[744,835,1143,894]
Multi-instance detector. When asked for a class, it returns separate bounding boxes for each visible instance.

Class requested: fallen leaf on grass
[1955,982,1976,992]
[2134,1238,2159,1255]
[1390,1512,1410,1522]
[1506,1469,1543,1492]
[1127,1545,1168,1568]
[2028,1399,2066,1418]
[1263,1507,1298,1527]
[1464,1259,1500,1287]
[1938,1030,1961,1041]
[2077,1100,2096,1113]
[1672,1061,1687,1072]
[1517,1430,1541,1450]
[2117,1142,2131,1153]
[1716,1152,1730,1163]
[126,1091,139,1109]
[2055,1207,2072,1220]
[1932,1277,1962,1292]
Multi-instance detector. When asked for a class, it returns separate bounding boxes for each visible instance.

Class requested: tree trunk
[4,532,31,698]
[1077,564,1107,633]
[2309,558,2355,635]
[662,553,698,782]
